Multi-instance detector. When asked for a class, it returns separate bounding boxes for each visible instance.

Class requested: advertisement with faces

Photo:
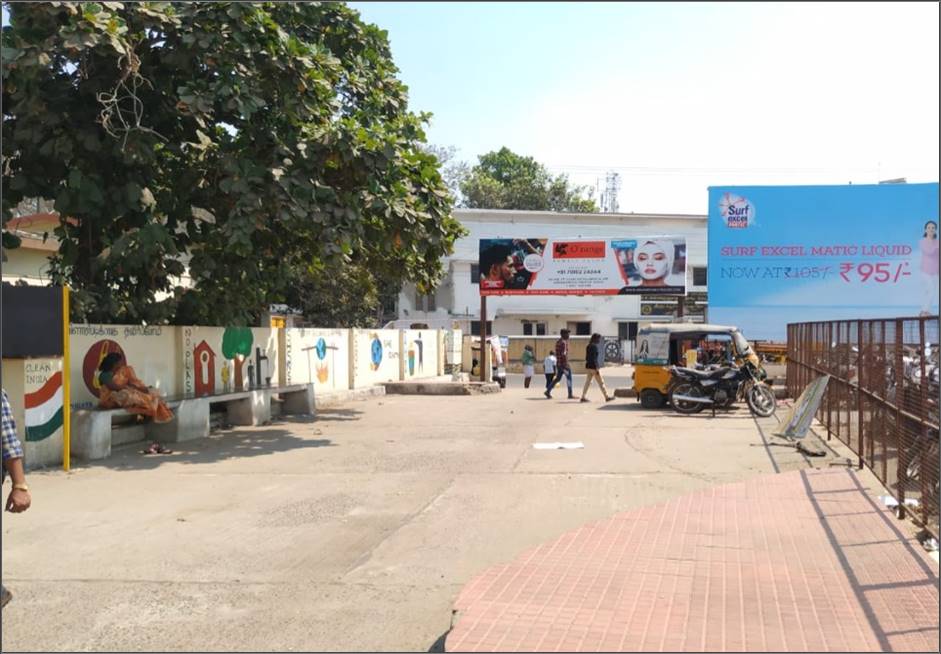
[478,237,687,296]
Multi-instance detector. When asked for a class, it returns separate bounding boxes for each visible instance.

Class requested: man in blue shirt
[2,389,32,609]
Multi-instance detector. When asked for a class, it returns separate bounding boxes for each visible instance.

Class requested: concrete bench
[70,384,314,461]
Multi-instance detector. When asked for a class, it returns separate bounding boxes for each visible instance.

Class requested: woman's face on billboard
[636,241,669,280]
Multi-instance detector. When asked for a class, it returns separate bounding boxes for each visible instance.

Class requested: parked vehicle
[632,323,767,409]
[668,359,776,417]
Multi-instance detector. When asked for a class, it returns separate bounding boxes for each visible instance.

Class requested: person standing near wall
[2,389,32,609]
[580,334,614,403]
[521,344,535,388]
[544,329,573,399]
[919,220,939,316]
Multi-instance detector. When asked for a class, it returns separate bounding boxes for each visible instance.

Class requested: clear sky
[4,3,937,215]
[350,1,939,214]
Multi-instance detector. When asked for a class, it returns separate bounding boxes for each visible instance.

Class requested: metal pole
[62,286,71,472]
[895,319,906,519]
[857,320,864,470]
[479,294,489,383]
[676,296,685,320]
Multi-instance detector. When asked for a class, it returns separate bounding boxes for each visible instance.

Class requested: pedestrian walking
[543,351,557,390]
[2,389,32,609]
[544,329,574,399]
[521,344,536,388]
[580,334,614,402]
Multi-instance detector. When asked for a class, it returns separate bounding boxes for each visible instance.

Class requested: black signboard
[1,285,64,358]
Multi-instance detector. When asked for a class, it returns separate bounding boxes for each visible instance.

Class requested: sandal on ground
[142,442,173,455]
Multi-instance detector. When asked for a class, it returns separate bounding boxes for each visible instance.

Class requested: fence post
[857,321,864,470]
[895,318,906,519]
[918,318,929,525]
[826,322,833,439]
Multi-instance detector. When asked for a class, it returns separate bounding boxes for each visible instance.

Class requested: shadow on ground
[61,409,362,473]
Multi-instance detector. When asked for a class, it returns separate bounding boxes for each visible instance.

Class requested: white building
[396,209,709,338]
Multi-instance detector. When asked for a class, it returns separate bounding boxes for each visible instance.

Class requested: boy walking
[543,351,557,390]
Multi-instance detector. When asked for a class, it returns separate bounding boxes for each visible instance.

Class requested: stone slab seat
[70,383,314,461]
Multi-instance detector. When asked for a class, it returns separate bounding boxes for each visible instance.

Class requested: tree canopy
[459,147,598,213]
[2,2,465,325]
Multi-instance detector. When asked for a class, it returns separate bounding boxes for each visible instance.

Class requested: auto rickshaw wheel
[639,389,665,409]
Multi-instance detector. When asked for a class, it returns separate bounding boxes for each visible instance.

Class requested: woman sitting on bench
[97,353,174,424]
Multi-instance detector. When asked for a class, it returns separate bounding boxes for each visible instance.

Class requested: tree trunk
[234,356,244,391]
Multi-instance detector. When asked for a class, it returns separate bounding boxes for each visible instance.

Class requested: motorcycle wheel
[670,382,707,414]
[747,384,776,417]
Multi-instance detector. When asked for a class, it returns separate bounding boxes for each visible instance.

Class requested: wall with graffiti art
[181,326,280,397]
[401,330,439,380]
[68,324,179,409]
[1,358,66,468]
[351,329,401,388]
[285,328,350,393]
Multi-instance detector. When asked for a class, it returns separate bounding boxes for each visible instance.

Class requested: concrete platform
[383,381,501,395]
[446,468,940,652]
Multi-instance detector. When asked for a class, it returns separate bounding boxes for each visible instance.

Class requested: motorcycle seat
[672,365,735,380]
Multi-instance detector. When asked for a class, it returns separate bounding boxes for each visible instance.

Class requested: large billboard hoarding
[707,183,940,340]
[478,237,687,296]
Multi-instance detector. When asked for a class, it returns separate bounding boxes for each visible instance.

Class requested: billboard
[708,183,940,340]
[478,237,687,296]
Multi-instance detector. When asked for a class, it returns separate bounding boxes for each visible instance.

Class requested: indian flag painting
[25,371,64,442]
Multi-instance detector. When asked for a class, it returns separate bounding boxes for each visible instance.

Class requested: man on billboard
[479,242,516,290]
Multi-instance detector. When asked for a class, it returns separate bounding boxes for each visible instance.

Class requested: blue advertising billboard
[708,183,939,340]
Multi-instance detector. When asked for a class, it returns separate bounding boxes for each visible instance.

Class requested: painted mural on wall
[407,335,424,376]
[194,340,216,396]
[370,334,383,371]
[70,325,174,409]
[221,327,253,391]
[182,326,276,396]
[24,361,63,442]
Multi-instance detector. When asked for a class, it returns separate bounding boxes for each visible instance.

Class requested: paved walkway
[2,387,935,651]
[447,468,940,652]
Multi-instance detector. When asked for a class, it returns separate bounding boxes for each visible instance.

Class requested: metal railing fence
[787,316,940,539]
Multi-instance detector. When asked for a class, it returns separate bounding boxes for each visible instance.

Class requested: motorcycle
[668,360,776,417]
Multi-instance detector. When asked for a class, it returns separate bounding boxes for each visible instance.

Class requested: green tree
[285,261,381,328]
[460,147,598,212]
[221,326,253,390]
[422,144,469,204]
[2,2,465,326]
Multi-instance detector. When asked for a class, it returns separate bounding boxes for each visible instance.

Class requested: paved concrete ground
[447,468,939,652]
[0,383,922,652]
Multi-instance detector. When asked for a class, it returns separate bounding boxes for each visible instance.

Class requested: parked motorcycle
[668,360,776,417]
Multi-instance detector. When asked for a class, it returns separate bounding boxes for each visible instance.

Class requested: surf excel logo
[719,193,756,229]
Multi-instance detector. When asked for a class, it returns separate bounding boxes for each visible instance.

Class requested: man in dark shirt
[544,329,574,399]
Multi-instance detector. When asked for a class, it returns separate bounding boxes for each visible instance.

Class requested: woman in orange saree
[97,353,174,423]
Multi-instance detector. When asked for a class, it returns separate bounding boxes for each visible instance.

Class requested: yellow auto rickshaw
[632,323,762,408]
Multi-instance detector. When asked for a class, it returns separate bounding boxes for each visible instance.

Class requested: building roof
[454,208,706,223]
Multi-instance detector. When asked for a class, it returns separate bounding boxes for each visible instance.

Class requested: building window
[618,321,638,341]
[470,264,479,284]
[568,321,591,336]
[693,267,707,286]
[522,321,548,336]
[470,320,493,336]
[413,290,436,312]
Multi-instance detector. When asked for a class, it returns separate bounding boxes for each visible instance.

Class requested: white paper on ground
[532,442,585,450]
[878,496,921,509]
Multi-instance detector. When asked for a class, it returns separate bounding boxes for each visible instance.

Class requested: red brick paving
[446,469,939,652]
